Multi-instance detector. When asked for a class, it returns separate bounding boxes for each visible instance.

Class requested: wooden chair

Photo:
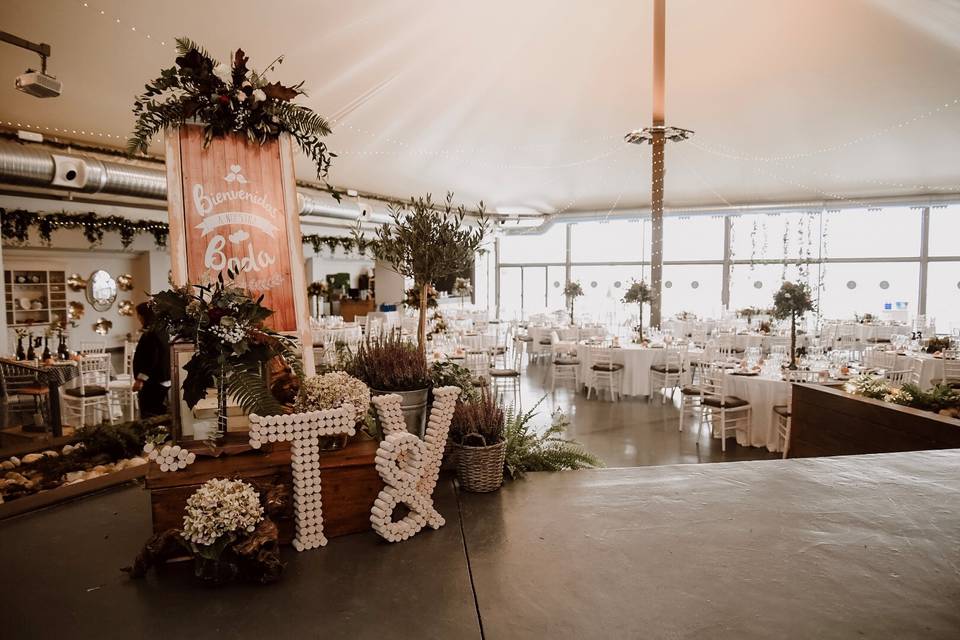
[0,361,49,430]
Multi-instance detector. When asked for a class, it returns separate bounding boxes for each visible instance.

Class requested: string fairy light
[77,1,174,49]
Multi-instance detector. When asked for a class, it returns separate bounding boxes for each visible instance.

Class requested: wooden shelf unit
[4,270,67,328]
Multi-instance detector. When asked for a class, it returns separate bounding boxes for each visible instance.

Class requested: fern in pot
[449,390,506,493]
[347,332,431,436]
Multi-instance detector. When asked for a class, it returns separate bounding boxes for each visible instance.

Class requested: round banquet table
[724,371,791,452]
[574,344,668,397]
[892,353,945,389]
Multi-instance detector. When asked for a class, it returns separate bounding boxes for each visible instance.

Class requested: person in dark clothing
[132,302,171,418]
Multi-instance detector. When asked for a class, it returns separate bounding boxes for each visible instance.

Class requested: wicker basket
[454,439,506,493]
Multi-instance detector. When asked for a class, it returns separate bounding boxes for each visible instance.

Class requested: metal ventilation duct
[0,141,390,224]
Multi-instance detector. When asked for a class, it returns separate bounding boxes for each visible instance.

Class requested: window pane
[571,219,647,263]
[929,205,960,257]
[824,207,920,258]
[499,267,522,320]
[570,265,644,326]
[926,262,960,334]
[661,264,724,319]
[664,216,724,261]
[547,266,566,311]
[522,267,547,316]
[729,263,817,315]
[499,224,566,264]
[819,262,919,321]
[730,211,819,261]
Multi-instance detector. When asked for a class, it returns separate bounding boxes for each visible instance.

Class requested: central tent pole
[649,0,666,328]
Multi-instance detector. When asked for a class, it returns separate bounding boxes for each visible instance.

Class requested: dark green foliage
[771,281,815,320]
[346,332,430,391]
[0,208,168,249]
[888,383,960,413]
[128,37,335,189]
[430,360,478,402]
[450,391,505,447]
[503,397,603,480]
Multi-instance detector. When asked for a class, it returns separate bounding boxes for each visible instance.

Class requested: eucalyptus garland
[128,37,336,195]
[1,208,367,256]
[1,208,168,249]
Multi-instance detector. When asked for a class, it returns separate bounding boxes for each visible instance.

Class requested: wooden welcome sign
[165,125,314,374]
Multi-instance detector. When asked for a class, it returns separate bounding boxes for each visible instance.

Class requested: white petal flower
[213,63,233,85]
[252,88,266,103]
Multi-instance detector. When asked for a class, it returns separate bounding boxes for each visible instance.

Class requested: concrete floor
[515,361,780,467]
[2,451,959,639]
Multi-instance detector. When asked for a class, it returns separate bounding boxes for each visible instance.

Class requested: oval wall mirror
[86,270,118,312]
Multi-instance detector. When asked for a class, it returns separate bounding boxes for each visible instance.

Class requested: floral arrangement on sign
[357,192,488,354]
[126,477,285,585]
[128,38,335,190]
[621,279,652,341]
[150,271,301,440]
[771,281,815,369]
[563,280,584,323]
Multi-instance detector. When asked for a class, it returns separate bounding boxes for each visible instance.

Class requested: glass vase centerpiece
[151,271,301,442]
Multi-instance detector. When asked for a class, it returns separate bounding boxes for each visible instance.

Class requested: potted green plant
[294,371,371,450]
[621,279,652,341]
[358,192,488,354]
[771,281,815,370]
[450,390,506,492]
[347,332,431,435]
[563,280,584,324]
[503,399,603,479]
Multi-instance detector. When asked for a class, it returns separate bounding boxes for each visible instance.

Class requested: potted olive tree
[347,332,432,435]
[564,280,584,324]
[359,192,488,355]
[621,279,651,341]
[771,281,815,369]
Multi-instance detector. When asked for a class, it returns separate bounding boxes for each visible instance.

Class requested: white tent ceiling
[2,0,959,215]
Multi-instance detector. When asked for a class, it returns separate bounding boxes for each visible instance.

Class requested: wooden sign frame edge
[164,125,316,379]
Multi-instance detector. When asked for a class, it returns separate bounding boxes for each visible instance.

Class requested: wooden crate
[146,438,383,543]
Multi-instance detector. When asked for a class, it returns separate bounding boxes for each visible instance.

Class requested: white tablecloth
[574,344,668,397]
[724,372,791,452]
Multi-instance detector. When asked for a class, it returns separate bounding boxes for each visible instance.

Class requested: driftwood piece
[122,529,186,578]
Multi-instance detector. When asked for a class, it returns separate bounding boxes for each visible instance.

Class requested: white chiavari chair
[650,346,686,403]
[464,351,491,389]
[78,341,106,355]
[585,347,623,402]
[941,350,960,389]
[699,364,752,452]
[490,346,522,409]
[62,354,113,428]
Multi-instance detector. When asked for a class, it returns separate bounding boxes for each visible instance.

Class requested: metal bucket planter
[371,387,429,437]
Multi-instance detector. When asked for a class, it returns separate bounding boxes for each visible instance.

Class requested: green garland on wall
[1,208,368,256]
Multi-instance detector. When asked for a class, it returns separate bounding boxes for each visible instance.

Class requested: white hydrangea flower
[295,371,371,423]
[182,478,263,547]
[213,63,233,85]
[252,88,266,103]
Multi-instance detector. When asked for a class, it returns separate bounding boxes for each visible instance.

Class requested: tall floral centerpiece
[563,281,584,324]
[771,281,815,370]
[621,279,652,341]
[307,281,327,319]
[151,272,301,441]
[128,38,335,187]
[358,192,488,355]
[453,277,473,308]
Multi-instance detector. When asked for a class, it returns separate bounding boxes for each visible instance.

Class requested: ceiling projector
[16,70,61,98]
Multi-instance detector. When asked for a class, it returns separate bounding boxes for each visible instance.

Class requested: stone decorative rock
[369,386,459,543]
[21,453,43,464]
[143,442,197,473]
[248,407,356,552]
